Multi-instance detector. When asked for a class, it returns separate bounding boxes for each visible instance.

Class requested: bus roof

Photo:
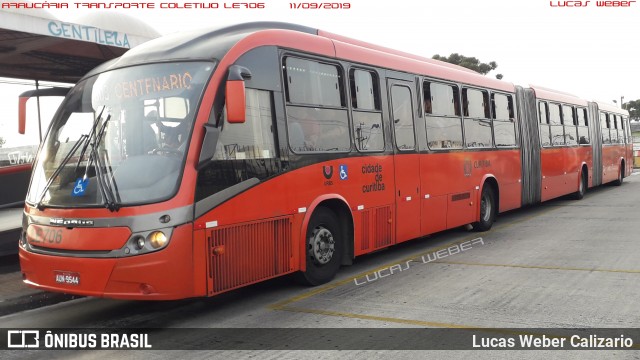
[529,85,588,107]
[81,22,513,93]
[595,101,629,115]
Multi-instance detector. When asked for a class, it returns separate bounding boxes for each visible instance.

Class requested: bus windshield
[26,61,215,209]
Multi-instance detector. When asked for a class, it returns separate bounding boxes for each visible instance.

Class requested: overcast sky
[2,0,639,147]
[50,0,640,104]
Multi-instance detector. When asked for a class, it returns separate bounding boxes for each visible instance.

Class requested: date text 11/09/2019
[550,1,635,6]
[289,3,351,9]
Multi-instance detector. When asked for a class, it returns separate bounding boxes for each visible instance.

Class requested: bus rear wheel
[473,185,496,232]
[296,207,342,286]
[572,171,587,200]
[613,165,624,186]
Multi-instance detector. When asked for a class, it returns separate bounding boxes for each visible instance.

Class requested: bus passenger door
[388,80,421,243]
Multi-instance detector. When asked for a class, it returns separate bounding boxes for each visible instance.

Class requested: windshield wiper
[74,106,105,174]
[36,107,106,210]
[36,134,89,210]
[90,115,121,212]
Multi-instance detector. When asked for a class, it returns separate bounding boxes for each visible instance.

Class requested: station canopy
[0,7,160,83]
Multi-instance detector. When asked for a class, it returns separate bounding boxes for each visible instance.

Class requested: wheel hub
[309,227,335,265]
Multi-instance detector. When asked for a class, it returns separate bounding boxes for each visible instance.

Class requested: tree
[0,136,5,148]
[623,99,640,121]
[432,53,503,79]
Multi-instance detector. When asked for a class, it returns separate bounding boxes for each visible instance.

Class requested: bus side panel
[420,150,521,230]
[494,149,522,213]
[563,146,588,194]
[195,156,396,291]
[540,148,566,201]
[601,146,617,183]
[193,228,208,297]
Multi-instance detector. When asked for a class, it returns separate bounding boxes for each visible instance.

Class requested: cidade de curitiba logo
[6,330,152,349]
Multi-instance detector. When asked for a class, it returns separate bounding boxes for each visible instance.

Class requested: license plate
[54,271,80,286]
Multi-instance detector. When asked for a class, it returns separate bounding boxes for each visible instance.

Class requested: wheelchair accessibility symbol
[339,165,348,180]
[71,178,89,197]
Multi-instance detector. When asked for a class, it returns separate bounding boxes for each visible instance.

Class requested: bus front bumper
[19,234,196,300]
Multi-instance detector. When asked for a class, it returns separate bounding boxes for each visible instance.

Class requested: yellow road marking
[433,260,640,274]
[270,205,560,310]
[277,306,640,349]
[278,306,474,328]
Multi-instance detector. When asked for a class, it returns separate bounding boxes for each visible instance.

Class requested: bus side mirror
[18,87,71,134]
[226,65,252,124]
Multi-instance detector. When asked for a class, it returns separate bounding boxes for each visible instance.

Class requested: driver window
[214,88,277,160]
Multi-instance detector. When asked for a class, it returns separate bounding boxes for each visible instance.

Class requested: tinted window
[577,108,589,145]
[391,85,415,150]
[562,105,576,145]
[539,101,548,124]
[215,89,276,160]
[425,82,459,116]
[551,125,564,146]
[463,88,490,118]
[425,81,463,150]
[577,108,587,126]
[464,118,493,148]
[540,126,551,147]
[285,57,343,107]
[549,104,561,125]
[350,69,383,152]
[353,112,383,151]
[287,107,350,152]
[284,57,349,153]
[600,113,610,144]
[492,93,516,147]
[350,69,379,111]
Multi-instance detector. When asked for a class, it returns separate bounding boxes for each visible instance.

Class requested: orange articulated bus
[17,22,632,300]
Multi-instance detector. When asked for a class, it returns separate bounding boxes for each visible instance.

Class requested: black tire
[613,164,624,186]
[295,207,343,286]
[572,170,587,200]
[473,185,496,232]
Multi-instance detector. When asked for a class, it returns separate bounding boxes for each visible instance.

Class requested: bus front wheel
[473,185,496,232]
[296,207,343,286]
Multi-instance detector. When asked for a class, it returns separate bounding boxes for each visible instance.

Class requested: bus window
[463,88,492,148]
[539,101,551,147]
[562,105,577,145]
[284,57,350,153]
[549,103,564,146]
[285,57,343,107]
[215,89,277,160]
[390,85,415,150]
[350,69,383,152]
[623,116,631,143]
[600,113,610,144]
[577,108,589,144]
[492,93,516,147]
[424,81,463,149]
[613,115,622,144]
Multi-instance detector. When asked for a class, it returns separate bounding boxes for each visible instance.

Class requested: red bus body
[18,23,632,300]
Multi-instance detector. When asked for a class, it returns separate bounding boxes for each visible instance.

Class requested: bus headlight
[135,236,146,250]
[123,228,173,256]
[147,231,168,249]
